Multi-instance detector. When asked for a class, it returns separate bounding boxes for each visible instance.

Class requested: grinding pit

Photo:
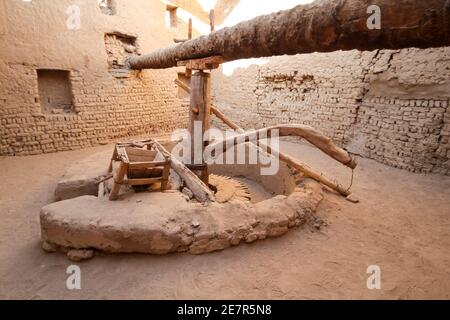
[41,144,324,260]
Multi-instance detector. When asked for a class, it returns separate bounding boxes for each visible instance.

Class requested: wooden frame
[108,139,171,200]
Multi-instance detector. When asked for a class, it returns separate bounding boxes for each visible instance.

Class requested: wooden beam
[188,18,193,39]
[210,106,354,196]
[174,78,191,94]
[109,161,128,200]
[153,140,216,203]
[211,106,240,131]
[177,56,224,70]
[189,71,212,184]
[209,124,356,169]
[209,9,215,32]
[129,0,450,69]
[183,88,356,165]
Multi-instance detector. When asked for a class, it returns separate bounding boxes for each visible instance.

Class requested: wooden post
[209,9,215,32]
[109,161,128,200]
[188,18,193,40]
[189,71,211,185]
[129,0,450,70]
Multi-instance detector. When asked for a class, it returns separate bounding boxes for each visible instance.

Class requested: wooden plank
[153,140,215,203]
[189,71,211,185]
[109,161,128,200]
[125,177,162,186]
[161,163,171,191]
[108,146,118,172]
[129,161,169,170]
[125,147,157,157]
[211,106,240,131]
[174,79,191,94]
[209,9,215,32]
[177,56,224,70]
[188,18,193,39]
[116,146,130,163]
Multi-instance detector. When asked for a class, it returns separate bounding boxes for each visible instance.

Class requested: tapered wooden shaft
[129,0,450,69]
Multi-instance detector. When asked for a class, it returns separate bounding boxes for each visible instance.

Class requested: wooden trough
[108,140,171,200]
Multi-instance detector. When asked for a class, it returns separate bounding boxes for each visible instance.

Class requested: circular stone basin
[41,146,323,259]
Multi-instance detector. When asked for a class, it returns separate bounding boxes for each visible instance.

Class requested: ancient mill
[0,0,449,300]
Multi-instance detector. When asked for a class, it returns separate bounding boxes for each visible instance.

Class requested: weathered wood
[153,140,216,203]
[210,106,354,196]
[128,161,169,169]
[125,177,162,186]
[109,161,128,200]
[129,0,450,69]
[108,141,172,200]
[173,18,193,43]
[211,106,240,131]
[188,18,193,40]
[177,56,224,70]
[269,147,352,196]
[161,163,171,191]
[209,9,215,32]
[174,78,191,94]
[189,71,212,185]
[209,124,356,169]
[210,102,355,169]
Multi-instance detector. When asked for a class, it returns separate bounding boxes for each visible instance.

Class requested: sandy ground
[0,140,449,300]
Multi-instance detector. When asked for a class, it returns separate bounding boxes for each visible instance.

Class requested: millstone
[209,174,251,204]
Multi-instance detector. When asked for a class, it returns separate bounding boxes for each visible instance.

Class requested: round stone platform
[40,148,324,259]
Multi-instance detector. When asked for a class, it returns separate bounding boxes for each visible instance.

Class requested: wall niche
[104,32,140,77]
[37,69,75,114]
[99,0,116,16]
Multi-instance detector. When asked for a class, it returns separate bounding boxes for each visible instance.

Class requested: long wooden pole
[129,0,450,69]
[210,106,353,196]
[175,71,354,196]
[211,124,356,169]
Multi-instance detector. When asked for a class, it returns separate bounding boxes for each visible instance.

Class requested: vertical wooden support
[161,162,171,191]
[109,161,128,200]
[189,71,211,185]
[209,9,215,32]
[188,18,193,40]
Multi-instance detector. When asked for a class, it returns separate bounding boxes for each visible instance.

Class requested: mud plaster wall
[212,48,450,175]
[0,0,196,156]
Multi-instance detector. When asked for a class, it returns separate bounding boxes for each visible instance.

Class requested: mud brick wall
[356,97,448,173]
[213,48,450,175]
[0,0,193,156]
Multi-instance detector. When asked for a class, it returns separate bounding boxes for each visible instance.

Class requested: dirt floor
[0,140,449,299]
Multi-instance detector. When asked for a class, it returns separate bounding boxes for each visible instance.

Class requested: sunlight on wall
[222,58,268,76]
[219,0,314,76]
[196,0,218,12]
[160,0,316,76]
[219,0,314,29]
[176,7,211,34]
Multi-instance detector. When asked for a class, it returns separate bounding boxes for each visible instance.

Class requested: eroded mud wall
[0,0,193,156]
[212,47,450,174]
